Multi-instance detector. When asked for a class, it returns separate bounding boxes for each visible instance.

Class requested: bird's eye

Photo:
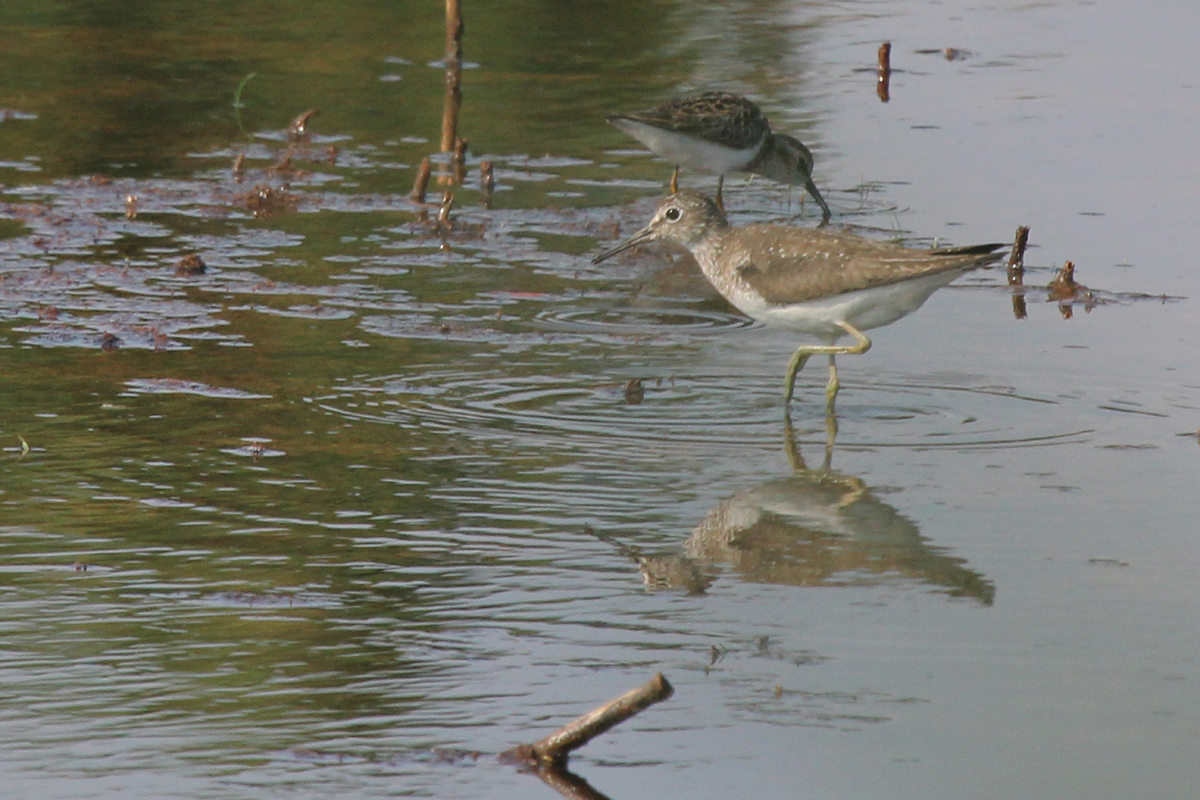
[664,208,682,222]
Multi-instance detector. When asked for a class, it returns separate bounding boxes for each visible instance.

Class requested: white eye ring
[664,207,682,221]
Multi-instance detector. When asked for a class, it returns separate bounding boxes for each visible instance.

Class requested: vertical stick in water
[441,0,464,156]
[1008,225,1031,320]
[877,42,892,103]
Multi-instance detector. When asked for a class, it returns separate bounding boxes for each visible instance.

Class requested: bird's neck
[689,234,736,290]
[743,132,780,173]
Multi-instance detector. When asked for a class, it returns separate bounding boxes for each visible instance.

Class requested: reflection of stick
[877,42,892,102]
[453,137,469,183]
[1012,291,1027,320]
[534,765,613,800]
[445,0,463,68]
[502,673,674,769]
[480,161,494,208]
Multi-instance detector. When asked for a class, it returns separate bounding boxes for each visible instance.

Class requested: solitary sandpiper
[607,91,832,221]
[593,191,1005,408]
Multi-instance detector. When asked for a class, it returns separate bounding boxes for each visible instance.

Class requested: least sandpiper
[607,92,832,221]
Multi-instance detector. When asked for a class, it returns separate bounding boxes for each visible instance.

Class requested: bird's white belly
[731,269,965,341]
[610,119,762,174]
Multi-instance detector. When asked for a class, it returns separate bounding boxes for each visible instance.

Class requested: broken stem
[410,157,432,205]
[877,42,892,102]
[1007,224,1030,283]
[440,0,464,155]
[529,673,673,767]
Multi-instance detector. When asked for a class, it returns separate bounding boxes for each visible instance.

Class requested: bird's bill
[591,225,659,264]
[803,175,833,223]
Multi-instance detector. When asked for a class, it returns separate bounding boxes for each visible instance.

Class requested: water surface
[2,1,1199,798]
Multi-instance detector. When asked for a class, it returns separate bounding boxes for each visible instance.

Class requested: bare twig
[1007,225,1030,320]
[501,673,673,769]
[440,0,464,155]
[877,42,892,102]
[410,157,432,205]
[436,190,455,230]
[288,109,320,143]
[441,70,462,158]
[1007,225,1030,282]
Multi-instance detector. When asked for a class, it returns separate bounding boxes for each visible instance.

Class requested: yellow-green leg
[669,165,680,194]
[783,350,812,405]
[825,355,840,408]
[715,174,725,213]
[783,321,872,406]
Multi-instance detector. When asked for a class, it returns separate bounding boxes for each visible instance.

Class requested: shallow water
[2,1,1199,798]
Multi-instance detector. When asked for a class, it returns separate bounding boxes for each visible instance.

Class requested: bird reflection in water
[638,413,994,604]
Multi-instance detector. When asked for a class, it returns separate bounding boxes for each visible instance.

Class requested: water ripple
[316,366,1094,455]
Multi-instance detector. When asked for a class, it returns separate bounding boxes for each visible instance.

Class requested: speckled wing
[728,227,1005,305]
[625,92,768,150]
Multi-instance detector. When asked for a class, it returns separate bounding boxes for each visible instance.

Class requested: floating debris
[1048,260,1095,318]
[623,377,644,405]
[0,108,38,122]
[221,437,286,458]
[288,109,320,143]
[124,378,272,399]
[238,184,299,217]
[173,254,207,276]
[1048,261,1090,300]
[916,47,973,61]
[266,154,308,180]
